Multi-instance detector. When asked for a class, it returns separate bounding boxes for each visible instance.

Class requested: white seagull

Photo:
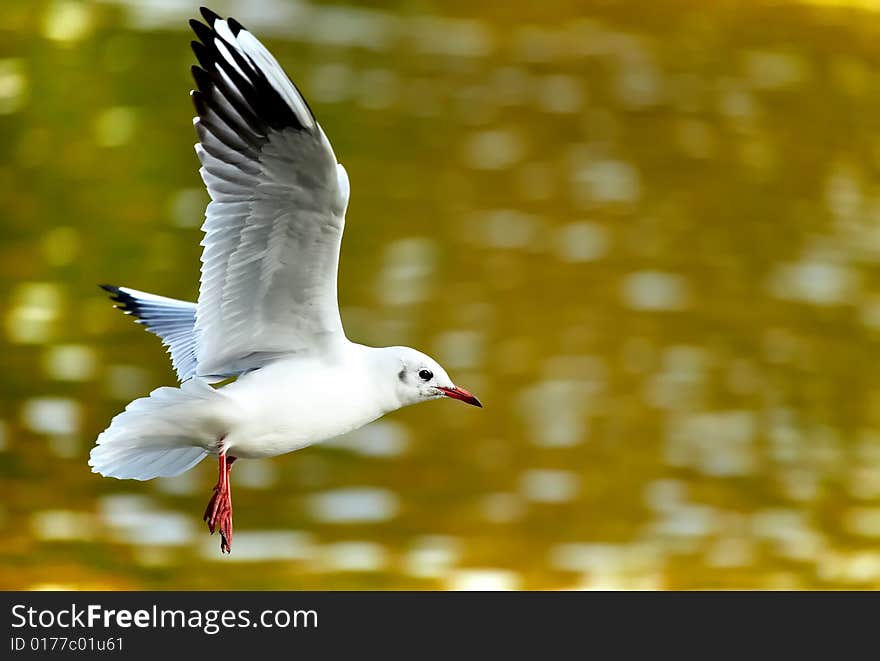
[90,7,481,554]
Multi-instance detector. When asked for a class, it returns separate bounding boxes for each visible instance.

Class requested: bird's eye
[418,369,433,381]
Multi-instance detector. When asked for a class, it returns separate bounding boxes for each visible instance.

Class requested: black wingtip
[100,283,126,305]
[191,65,211,92]
[228,17,245,35]
[188,7,310,134]
[99,284,142,318]
[191,40,213,70]
[200,7,222,25]
[191,89,208,115]
[190,18,214,46]
[100,283,126,304]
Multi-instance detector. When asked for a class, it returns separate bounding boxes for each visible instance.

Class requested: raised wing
[189,8,350,377]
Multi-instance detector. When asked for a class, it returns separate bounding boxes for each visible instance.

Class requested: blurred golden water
[5,0,880,589]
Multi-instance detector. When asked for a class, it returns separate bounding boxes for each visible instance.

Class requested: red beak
[436,386,482,408]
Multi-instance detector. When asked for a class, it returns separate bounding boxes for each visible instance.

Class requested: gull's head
[380,346,482,409]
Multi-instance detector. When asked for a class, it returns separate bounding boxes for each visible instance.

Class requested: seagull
[89,7,481,554]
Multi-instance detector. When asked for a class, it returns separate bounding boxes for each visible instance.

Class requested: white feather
[214,38,249,81]
[88,379,230,480]
[234,29,314,129]
[213,19,237,48]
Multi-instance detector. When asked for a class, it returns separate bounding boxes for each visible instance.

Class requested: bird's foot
[204,454,235,553]
[203,485,233,551]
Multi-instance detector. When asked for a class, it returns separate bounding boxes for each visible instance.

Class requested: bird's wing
[189,8,350,378]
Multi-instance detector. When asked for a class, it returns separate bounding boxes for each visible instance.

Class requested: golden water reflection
[3,0,880,588]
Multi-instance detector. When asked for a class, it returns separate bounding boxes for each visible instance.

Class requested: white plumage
[90,7,481,553]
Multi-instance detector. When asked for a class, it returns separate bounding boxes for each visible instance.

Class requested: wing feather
[189,9,349,377]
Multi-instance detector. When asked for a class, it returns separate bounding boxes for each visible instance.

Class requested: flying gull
[89,7,482,553]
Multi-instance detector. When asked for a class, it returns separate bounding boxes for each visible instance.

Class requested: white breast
[217,353,390,459]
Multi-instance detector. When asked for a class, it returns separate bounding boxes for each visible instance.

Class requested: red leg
[203,454,236,553]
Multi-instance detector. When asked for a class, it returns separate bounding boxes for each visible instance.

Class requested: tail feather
[100,284,199,382]
[89,379,224,481]
[92,446,206,481]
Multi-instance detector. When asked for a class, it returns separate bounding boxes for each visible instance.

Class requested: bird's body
[89,7,480,553]
[196,346,407,460]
